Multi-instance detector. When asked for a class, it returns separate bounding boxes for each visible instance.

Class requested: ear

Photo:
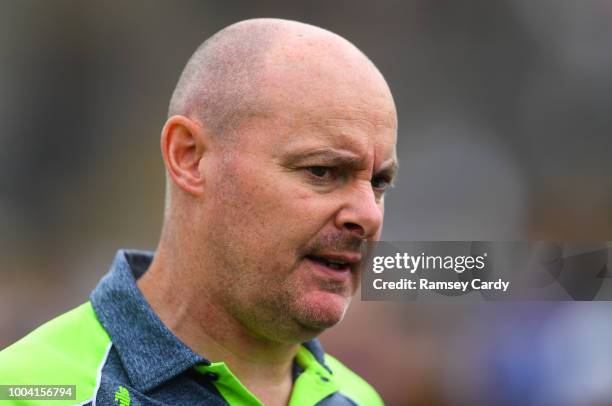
[160,115,207,197]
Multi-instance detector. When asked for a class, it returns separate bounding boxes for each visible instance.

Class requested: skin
[138,19,397,406]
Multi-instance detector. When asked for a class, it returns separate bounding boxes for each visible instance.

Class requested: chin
[293,291,351,333]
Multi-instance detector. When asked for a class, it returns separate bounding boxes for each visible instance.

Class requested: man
[0,18,397,405]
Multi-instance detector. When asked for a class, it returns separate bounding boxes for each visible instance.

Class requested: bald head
[168,18,394,139]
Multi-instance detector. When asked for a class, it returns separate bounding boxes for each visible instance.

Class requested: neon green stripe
[195,362,263,406]
[289,346,338,406]
[192,345,383,405]
[0,302,111,405]
[195,345,341,406]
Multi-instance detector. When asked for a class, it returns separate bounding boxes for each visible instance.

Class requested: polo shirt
[0,250,383,405]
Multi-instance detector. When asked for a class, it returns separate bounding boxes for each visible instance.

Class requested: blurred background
[1,1,612,404]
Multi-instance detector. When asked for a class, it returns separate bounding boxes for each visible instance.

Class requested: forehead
[238,33,398,164]
[239,73,398,167]
[260,103,398,173]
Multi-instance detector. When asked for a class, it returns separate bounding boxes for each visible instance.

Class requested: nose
[334,182,384,239]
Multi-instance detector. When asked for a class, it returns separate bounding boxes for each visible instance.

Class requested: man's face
[201,56,397,343]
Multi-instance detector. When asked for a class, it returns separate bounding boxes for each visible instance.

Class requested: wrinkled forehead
[280,113,398,171]
[227,30,398,168]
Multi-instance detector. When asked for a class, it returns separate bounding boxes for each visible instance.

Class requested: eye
[371,175,392,192]
[306,166,334,178]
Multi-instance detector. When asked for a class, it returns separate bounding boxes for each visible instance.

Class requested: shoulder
[325,353,384,406]
[0,302,111,405]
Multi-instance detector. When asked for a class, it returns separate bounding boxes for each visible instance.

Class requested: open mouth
[305,255,351,272]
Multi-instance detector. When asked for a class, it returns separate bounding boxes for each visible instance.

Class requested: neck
[137,243,297,405]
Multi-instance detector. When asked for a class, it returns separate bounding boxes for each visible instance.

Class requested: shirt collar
[90,249,331,392]
[91,249,207,392]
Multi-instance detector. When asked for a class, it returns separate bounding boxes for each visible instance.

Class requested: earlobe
[161,115,206,197]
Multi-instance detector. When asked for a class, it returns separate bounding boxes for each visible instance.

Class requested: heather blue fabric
[88,249,359,405]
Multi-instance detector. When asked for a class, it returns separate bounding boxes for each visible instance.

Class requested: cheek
[208,161,305,261]
[222,159,332,235]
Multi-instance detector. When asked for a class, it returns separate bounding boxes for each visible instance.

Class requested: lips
[306,255,351,271]
[304,252,361,273]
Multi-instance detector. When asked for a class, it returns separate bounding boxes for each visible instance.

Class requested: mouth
[303,250,362,277]
[305,255,352,272]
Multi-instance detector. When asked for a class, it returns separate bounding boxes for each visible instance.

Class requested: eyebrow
[283,148,364,169]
